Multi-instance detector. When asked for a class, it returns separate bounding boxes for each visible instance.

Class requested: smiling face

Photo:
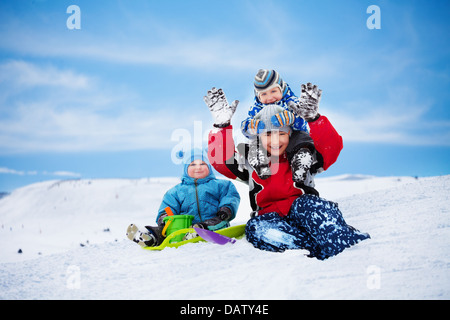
[259,130,290,157]
[187,159,210,179]
[258,86,283,104]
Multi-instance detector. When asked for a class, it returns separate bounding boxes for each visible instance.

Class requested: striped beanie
[254,104,292,135]
[254,69,287,98]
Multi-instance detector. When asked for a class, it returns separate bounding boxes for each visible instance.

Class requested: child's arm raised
[204,87,239,128]
[288,82,322,122]
[288,83,343,170]
[204,88,249,182]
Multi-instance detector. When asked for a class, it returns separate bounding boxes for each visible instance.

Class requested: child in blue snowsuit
[127,149,240,247]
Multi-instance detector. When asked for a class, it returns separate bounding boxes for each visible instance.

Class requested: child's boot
[126,224,155,247]
[144,225,165,246]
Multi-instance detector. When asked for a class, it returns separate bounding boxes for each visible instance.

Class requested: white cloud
[0,2,448,152]
[1,57,447,156]
[0,60,90,89]
[0,21,268,72]
[0,60,213,154]
[323,103,450,146]
[0,167,25,175]
[0,99,205,153]
[45,171,81,178]
[0,3,297,73]
[0,167,80,178]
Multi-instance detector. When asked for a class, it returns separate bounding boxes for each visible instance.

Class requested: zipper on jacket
[194,179,203,222]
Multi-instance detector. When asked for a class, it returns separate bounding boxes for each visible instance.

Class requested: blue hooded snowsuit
[156,149,240,230]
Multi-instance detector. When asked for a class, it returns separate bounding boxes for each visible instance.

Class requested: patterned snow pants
[245,195,370,260]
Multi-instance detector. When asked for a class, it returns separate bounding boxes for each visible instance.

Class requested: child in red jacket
[204,86,369,259]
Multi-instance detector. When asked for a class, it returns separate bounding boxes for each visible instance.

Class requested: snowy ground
[0,174,449,300]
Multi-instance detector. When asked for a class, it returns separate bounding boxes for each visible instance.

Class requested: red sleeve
[308,115,343,171]
[207,126,239,180]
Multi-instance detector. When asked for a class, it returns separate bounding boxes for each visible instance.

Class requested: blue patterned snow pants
[245,195,370,260]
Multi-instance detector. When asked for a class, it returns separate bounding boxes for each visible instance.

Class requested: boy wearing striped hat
[241,69,317,184]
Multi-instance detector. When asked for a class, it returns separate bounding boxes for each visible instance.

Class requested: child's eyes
[189,162,207,167]
[261,89,278,96]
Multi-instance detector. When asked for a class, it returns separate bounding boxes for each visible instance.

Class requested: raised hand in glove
[203,87,239,128]
[288,83,322,122]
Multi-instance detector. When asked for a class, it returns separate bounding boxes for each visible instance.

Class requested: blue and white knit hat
[254,69,287,98]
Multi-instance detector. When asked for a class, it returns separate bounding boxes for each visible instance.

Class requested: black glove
[156,213,168,227]
[194,207,232,229]
[216,207,232,221]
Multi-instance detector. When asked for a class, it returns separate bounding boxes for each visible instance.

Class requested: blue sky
[0,0,449,192]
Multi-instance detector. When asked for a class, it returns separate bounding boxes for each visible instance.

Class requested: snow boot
[144,225,165,246]
[126,224,156,247]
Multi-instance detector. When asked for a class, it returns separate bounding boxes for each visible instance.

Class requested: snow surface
[0,174,449,299]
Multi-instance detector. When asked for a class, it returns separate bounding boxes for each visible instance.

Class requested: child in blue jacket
[127,149,240,247]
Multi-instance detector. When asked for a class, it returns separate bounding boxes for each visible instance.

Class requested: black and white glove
[288,83,322,122]
[203,87,239,128]
[248,140,271,179]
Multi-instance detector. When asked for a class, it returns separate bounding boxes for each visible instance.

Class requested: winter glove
[156,213,168,227]
[193,207,232,230]
[290,148,313,183]
[271,110,295,128]
[288,83,322,122]
[204,87,239,128]
[216,207,232,221]
[248,139,271,179]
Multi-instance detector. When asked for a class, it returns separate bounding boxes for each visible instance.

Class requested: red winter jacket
[208,115,343,217]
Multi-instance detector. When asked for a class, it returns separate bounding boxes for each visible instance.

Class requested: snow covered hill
[0,174,449,299]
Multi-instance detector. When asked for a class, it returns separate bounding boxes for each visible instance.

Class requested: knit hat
[254,104,292,135]
[254,69,287,98]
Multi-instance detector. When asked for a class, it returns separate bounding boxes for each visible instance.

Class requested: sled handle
[161,216,173,237]
[164,207,174,216]
[161,207,175,237]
